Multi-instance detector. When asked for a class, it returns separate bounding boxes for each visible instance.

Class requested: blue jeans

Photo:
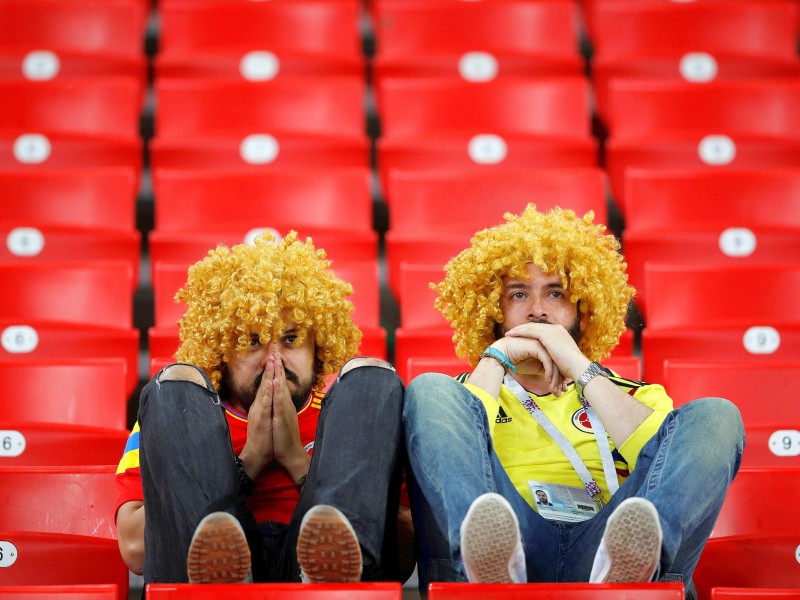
[403,374,745,593]
[138,361,406,584]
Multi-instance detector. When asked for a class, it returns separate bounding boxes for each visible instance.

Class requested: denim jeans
[403,373,745,594]
[138,361,406,584]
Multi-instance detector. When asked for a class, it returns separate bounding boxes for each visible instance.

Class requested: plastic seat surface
[427,582,685,599]
[0,262,134,329]
[159,0,362,58]
[0,135,142,173]
[0,421,128,466]
[0,50,146,88]
[371,0,580,58]
[692,467,800,596]
[589,1,797,61]
[711,588,800,599]
[377,135,598,194]
[155,77,366,140]
[592,53,800,121]
[0,78,143,141]
[624,228,800,319]
[622,168,800,227]
[385,168,607,229]
[147,582,402,599]
[605,134,800,206]
[150,134,369,171]
[0,584,119,599]
[149,229,377,269]
[605,78,800,141]
[0,227,141,289]
[0,533,127,596]
[642,325,800,384]
[153,168,373,235]
[0,465,119,538]
[0,0,148,59]
[0,168,138,230]
[662,360,799,422]
[0,359,127,430]
[377,77,591,139]
[643,263,800,331]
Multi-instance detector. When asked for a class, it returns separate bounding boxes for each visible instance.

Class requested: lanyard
[504,374,619,508]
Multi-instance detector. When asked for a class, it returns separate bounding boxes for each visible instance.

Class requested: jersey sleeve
[114,421,144,517]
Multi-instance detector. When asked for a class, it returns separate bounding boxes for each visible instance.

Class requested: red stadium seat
[0,465,127,596]
[0,0,148,59]
[643,263,800,331]
[0,226,141,289]
[373,53,583,86]
[0,359,128,430]
[711,588,800,599]
[427,582,685,599]
[605,134,800,208]
[147,582,402,599]
[0,321,139,396]
[153,168,374,236]
[0,168,138,231]
[604,78,800,141]
[663,360,799,421]
[376,76,591,139]
[623,168,800,228]
[156,52,363,81]
[0,134,142,173]
[593,53,800,122]
[624,228,800,319]
[588,1,798,61]
[0,262,134,329]
[641,325,800,384]
[384,169,607,226]
[692,467,800,597]
[377,134,598,194]
[0,585,119,599]
[159,0,362,58]
[0,422,129,467]
[371,0,580,59]
[155,77,366,140]
[0,533,127,597]
[150,134,369,171]
[0,78,143,141]
[150,229,377,270]
[0,50,146,92]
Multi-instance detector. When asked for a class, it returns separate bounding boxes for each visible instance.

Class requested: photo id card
[528,480,599,522]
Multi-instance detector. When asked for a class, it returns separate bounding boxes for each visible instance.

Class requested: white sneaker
[460,492,527,583]
[590,497,662,584]
[296,504,362,583]
[187,511,252,583]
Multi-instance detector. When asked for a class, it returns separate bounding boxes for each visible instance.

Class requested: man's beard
[235,367,315,413]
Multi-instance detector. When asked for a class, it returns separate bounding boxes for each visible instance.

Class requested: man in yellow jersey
[403,205,744,595]
[115,232,408,585]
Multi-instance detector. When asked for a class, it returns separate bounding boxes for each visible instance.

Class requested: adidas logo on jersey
[496,407,513,424]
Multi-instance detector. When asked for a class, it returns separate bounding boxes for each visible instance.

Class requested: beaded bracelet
[479,347,517,374]
[235,457,256,497]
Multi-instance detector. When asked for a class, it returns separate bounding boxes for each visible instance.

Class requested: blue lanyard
[504,375,619,508]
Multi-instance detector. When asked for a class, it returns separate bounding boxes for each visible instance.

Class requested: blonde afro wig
[174,231,362,392]
[434,204,635,365]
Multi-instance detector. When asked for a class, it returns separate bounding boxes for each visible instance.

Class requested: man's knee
[157,364,210,389]
[339,356,396,377]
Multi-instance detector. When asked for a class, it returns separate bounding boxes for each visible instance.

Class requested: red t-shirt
[115,391,322,524]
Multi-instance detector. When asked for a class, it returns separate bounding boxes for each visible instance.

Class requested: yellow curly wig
[174,231,362,392]
[434,204,635,365]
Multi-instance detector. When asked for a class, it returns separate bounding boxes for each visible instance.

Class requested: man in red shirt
[115,232,408,585]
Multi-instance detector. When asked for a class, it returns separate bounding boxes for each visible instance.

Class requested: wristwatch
[574,361,609,400]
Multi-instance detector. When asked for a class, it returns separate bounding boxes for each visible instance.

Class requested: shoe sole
[461,494,519,583]
[187,513,251,584]
[603,499,662,583]
[297,507,362,583]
